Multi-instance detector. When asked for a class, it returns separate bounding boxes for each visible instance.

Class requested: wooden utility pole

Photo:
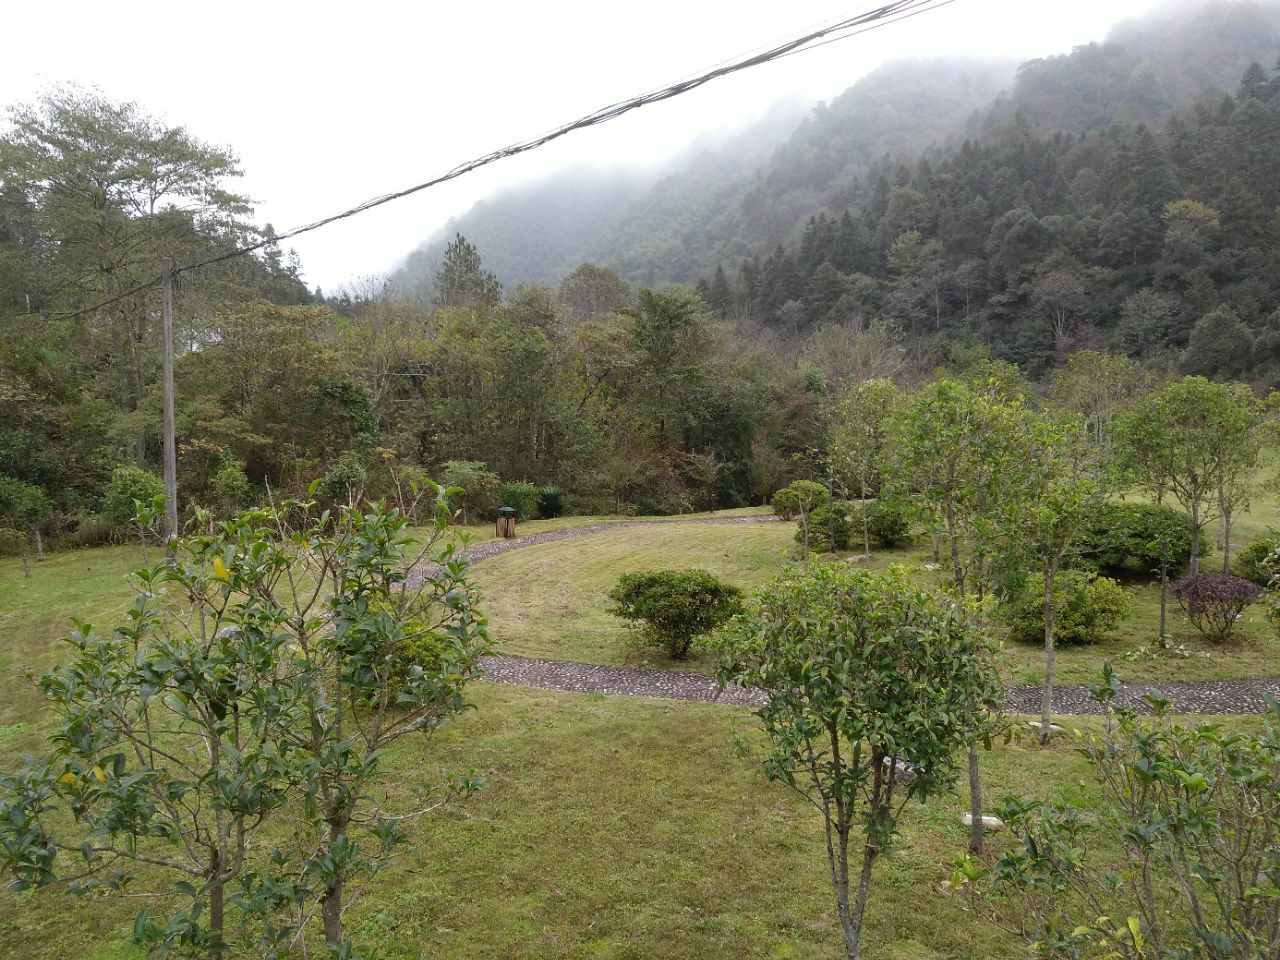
[161,259,179,557]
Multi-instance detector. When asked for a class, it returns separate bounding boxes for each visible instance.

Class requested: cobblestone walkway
[420,515,1280,716]
[482,654,1280,715]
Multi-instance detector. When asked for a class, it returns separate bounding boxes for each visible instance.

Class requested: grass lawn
[474,520,796,669]
[0,676,1105,960]
[473,519,1280,685]
[0,515,1274,958]
[412,504,772,547]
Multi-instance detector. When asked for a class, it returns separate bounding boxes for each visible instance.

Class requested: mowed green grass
[472,518,1280,685]
[0,505,1277,958]
[475,521,796,669]
[0,675,1106,960]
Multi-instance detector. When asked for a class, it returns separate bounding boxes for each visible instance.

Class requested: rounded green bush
[210,462,253,516]
[1233,531,1280,586]
[608,569,744,658]
[315,452,367,504]
[1003,570,1133,646]
[100,465,165,536]
[1077,502,1205,576]
[865,500,910,548]
[771,480,830,520]
[798,501,855,552]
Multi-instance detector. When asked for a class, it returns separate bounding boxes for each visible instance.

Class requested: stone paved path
[420,515,1280,716]
[481,654,1280,715]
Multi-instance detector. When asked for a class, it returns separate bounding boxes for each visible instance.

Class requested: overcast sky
[3,0,1162,290]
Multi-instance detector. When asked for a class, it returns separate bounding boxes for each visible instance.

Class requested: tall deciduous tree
[0,89,253,461]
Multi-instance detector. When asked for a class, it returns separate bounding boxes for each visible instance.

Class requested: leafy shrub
[1077,502,1204,575]
[1172,573,1261,642]
[799,501,855,552]
[1003,570,1133,646]
[865,500,910,548]
[1233,530,1280,586]
[436,460,501,523]
[954,665,1280,960]
[315,452,367,504]
[499,481,540,520]
[65,512,113,549]
[608,569,744,658]
[537,485,566,519]
[209,462,253,516]
[101,465,165,537]
[390,629,446,690]
[771,480,830,520]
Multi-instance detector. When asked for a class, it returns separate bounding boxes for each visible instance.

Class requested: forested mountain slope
[392,0,1280,292]
[391,99,808,293]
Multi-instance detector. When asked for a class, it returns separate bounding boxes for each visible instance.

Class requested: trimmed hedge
[1077,502,1206,576]
[608,569,744,658]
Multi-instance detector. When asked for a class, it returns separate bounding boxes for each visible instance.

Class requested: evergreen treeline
[393,0,1280,292]
[719,57,1280,377]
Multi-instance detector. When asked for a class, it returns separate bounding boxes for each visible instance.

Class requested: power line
[53,0,955,320]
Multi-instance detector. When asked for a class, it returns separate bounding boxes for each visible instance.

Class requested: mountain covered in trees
[393,0,1280,292]
[5,0,1280,553]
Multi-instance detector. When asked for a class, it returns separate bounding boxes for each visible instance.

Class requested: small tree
[999,412,1113,742]
[829,379,901,557]
[0,511,311,958]
[609,569,743,658]
[956,666,1280,959]
[1114,378,1260,574]
[0,497,490,958]
[0,474,52,574]
[706,565,1000,960]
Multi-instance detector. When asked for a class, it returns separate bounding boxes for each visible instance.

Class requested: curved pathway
[423,516,1280,716]
[480,653,1280,716]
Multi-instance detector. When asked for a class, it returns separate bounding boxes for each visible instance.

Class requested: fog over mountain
[391,0,1280,293]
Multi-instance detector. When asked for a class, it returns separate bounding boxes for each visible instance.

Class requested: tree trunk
[967,741,983,855]
[1040,569,1056,745]
[832,824,858,960]
[1189,504,1200,574]
[844,839,878,960]
[322,816,348,949]
[1222,508,1233,574]
[209,875,224,960]
[860,468,870,558]
[1159,562,1169,646]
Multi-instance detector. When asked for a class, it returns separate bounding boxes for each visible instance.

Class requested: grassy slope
[0,677,1105,960]
[475,521,796,669]
[475,521,1280,685]
[0,499,1276,958]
